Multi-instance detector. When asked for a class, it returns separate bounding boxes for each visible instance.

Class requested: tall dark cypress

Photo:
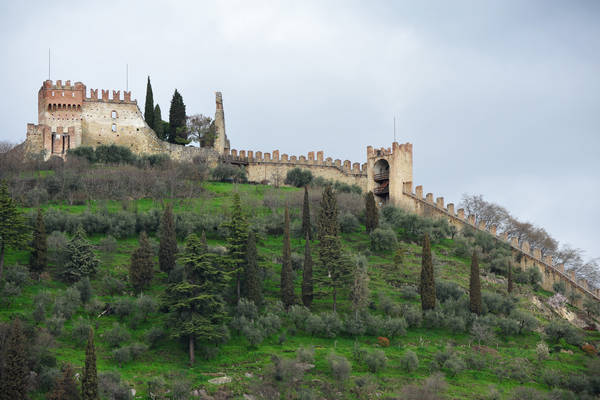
[317,185,338,240]
[0,319,28,400]
[507,262,514,293]
[153,104,165,140]
[144,76,155,129]
[301,232,313,308]
[469,251,482,315]
[159,203,177,274]
[365,191,379,233]
[223,193,249,302]
[280,206,295,308]
[81,330,97,400]
[168,89,187,144]
[129,231,155,292]
[301,186,312,240]
[29,208,47,278]
[420,233,436,311]
[244,230,262,306]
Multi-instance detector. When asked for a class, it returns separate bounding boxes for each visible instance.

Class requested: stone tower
[366,142,413,207]
[213,92,229,155]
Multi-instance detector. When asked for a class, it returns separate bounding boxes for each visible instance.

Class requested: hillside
[0,159,599,400]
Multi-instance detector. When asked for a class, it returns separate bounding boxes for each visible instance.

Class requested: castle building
[19,79,600,303]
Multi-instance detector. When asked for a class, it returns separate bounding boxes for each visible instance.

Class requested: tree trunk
[0,243,4,281]
[236,273,241,303]
[189,335,195,366]
[332,287,337,313]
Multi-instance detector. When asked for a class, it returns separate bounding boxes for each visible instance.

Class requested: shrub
[285,168,313,187]
[241,323,265,348]
[444,315,467,334]
[497,317,520,336]
[339,212,360,233]
[443,356,466,377]
[53,287,81,319]
[436,280,465,302]
[287,305,311,330]
[105,323,131,348]
[47,314,65,336]
[471,321,495,345]
[510,310,539,334]
[296,346,315,364]
[400,350,419,372]
[4,264,29,288]
[482,291,515,315]
[71,317,92,346]
[544,320,583,346]
[402,304,422,328]
[382,317,407,338]
[327,353,351,382]
[145,326,165,348]
[379,294,402,317]
[99,371,132,400]
[464,351,486,370]
[74,277,93,304]
[365,349,386,373]
[510,387,547,400]
[536,341,550,361]
[542,369,562,388]
[377,337,390,347]
[400,373,447,400]
[135,294,158,321]
[113,297,135,320]
[422,310,445,329]
[211,164,247,183]
[370,228,398,252]
[112,346,132,367]
[553,281,567,294]
[258,313,281,336]
[581,343,598,357]
[399,285,419,300]
[101,275,126,296]
[320,312,342,338]
[271,355,304,383]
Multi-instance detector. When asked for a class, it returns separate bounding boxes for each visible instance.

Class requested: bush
[53,287,81,319]
[542,369,562,388]
[400,350,419,372]
[365,349,386,373]
[497,317,520,336]
[382,317,407,338]
[399,285,419,300]
[544,320,583,346]
[510,387,547,400]
[113,297,135,320]
[241,322,265,348]
[71,317,92,346]
[258,313,281,336]
[471,321,495,345]
[379,294,402,317]
[4,264,29,288]
[285,168,313,187]
[422,310,445,329]
[320,312,342,338]
[370,227,398,252]
[536,341,550,361]
[105,323,131,348]
[482,291,515,315]
[327,353,351,383]
[436,281,465,302]
[296,346,315,364]
[135,294,158,322]
[112,346,132,367]
[145,326,165,348]
[553,281,567,294]
[287,305,311,330]
[74,277,93,304]
[211,164,247,183]
[399,373,447,400]
[47,314,65,336]
[101,275,126,296]
[402,304,422,328]
[443,356,466,377]
[444,315,467,334]
[377,337,390,347]
[99,371,132,400]
[339,212,360,233]
[510,310,539,334]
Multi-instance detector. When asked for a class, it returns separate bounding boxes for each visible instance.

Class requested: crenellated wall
[400,184,600,306]
[225,148,368,189]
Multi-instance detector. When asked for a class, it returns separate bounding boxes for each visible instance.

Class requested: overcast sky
[1,1,598,260]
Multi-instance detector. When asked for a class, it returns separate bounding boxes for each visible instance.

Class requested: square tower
[366,142,413,207]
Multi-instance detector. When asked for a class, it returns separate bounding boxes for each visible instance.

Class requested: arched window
[111,110,117,119]
[112,123,117,132]
[48,104,52,111]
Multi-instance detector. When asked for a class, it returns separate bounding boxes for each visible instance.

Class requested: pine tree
[81,330,98,400]
[168,89,187,144]
[223,193,249,302]
[365,191,379,233]
[0,319,28,400]
[48,364,80,400]
[61,225,99,283]
[469,251,482,315]
[0,182,29,281]
[159,203,177,274]
[420,233,436,311]
[29,208,47,279]
[301,186,312,240]
[144,76,155,129]
[164,233,229,366]
[280,206,295,308]
[317,186,351,312]
[507,261,514,293]
[244,230,262,306]
[129,231,154,292]
[301,232,313,308]
[153,104,165,140]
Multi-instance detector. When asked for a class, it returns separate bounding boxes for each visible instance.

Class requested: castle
[22,79,599,305]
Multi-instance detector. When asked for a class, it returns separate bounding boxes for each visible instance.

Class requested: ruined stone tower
[213,92,230,155]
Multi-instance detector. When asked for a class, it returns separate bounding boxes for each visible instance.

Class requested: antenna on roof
[393,116,396,142]
[48,48,51,80]
[126,64,128,91]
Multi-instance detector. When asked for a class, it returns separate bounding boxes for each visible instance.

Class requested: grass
[2,181,598,399]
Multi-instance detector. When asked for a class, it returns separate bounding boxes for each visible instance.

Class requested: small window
[111,124,117,132]
[72,93,75,97]
[111,110,117,119]
[51,91,54,96]
[62,91,64,96]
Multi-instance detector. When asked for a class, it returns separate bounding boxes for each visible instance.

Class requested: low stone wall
[400,183,599,307]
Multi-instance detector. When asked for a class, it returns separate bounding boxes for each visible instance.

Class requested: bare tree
[186,114,216,147]
[460,194,510,229]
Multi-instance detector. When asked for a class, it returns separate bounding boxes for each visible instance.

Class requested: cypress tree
[153,104,165,140]
[129,231,154,292]
[317,185,338,240]
[144,76,155,129]
[0,319,28,400]
[164,233,229,366]
[0,181,29,280]
[81,330,97,400]
[223,193,249,302]
[244,230,262,306]
[159,203,177,274]
[280,206,295,308]
[420,233,436,311]
[29,208,47,279]
[507,262,514,293]
[365,191,379,233]
[301,186,312,240]
[168,89,187,144]
[301,232,313,308]
[469,251,482,315]
[61,225,99,283]
[48,364,80,400]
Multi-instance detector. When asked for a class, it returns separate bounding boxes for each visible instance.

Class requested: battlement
[403,184,599,301]
[87,88,134,104]
[225,148,367,175]
[42,79,85,91]
[367,142,413,159]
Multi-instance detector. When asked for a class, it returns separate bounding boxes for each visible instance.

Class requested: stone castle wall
[399,183,600,306]
[225,148,367,188]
